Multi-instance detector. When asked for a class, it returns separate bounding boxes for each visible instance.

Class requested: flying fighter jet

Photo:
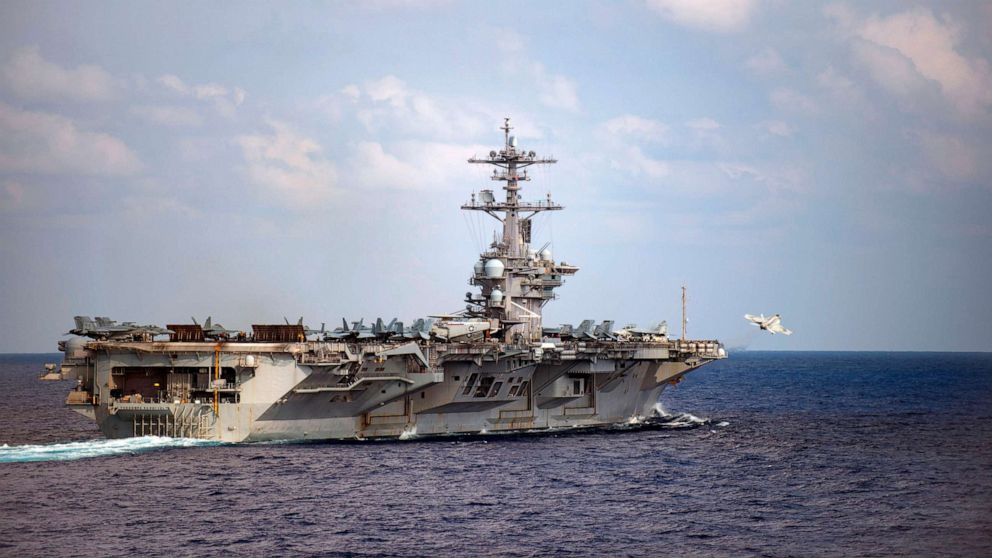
[193,316,240,340]
[744,313,793,335]
[69,316,172,340]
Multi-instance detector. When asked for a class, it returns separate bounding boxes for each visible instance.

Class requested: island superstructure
[57,118,726,442]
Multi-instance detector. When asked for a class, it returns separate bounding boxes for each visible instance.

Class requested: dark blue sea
[1,352,990,557]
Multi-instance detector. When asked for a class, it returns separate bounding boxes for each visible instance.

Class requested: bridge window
[518,381,529,396]
[462,373,478,396]
[474,376,494,397]
[488,382,503,398]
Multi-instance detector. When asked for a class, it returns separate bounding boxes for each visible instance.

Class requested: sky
[1,0,990,352]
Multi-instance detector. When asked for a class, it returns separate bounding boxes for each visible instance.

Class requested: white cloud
[0,180,24,210]
[645,0,756,32]
[686,117,720,131]
[130,105,202,127]
[770,87,818,113]
[157,74,246,118]
[685,117,725,150]
[757,120,794,137]
[850,40,935,108]
[816,66,865,105]
[192,83,227,100]
[830,6,992,115]
[341,84,361,101]
[236,121,337,209]
[0,102,142,176]
[745,48,786,75]
[915,130,979,182]
[494,32,580,112]
[362,0,453,9]
[158,74,187,95]
[603,115,669,142]
[350,141,421,190]
[2,46,118,101]
[719,162,804,192]
[348,140,491,191]
[352,75,493,139]
[530,63,580,112]
[365,75,409,107]
[610,145,670,179]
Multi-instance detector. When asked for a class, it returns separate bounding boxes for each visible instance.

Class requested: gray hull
[63,340,719,442]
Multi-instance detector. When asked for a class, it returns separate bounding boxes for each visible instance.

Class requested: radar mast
[462,118,578,343]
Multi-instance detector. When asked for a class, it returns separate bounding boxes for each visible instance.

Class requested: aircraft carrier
[56,119,726,442]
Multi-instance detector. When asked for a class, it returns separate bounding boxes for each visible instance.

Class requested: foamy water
[0,436,221,463]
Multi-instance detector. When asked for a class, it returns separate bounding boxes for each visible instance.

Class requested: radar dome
[473,261,484,276]
[540,248,553,261]
[484,259,504,278]
[490,289,503,304]
[64,336,89,358]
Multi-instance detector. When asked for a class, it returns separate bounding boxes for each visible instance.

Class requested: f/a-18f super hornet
[328,318,376,340]
[397,318,434,341]
[617,322,669,340]
[544,319,619,341]
[56,117,726,442]
[745,313,793,335]
[192,317,241,340]
[68,316,172,340]
[285,317,328,339]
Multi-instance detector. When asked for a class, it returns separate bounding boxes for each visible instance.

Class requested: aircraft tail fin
[73,316,95,331]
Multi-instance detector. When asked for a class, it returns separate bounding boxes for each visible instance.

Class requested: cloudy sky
[1,0,990,352]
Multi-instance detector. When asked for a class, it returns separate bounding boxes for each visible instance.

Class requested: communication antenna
[681,284,687,342]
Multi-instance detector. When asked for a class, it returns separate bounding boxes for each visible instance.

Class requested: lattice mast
[462,118,578,343]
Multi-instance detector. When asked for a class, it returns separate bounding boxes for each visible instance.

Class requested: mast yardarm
[462,118,578,343]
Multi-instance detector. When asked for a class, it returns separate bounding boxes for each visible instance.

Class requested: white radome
[484,259,505,278]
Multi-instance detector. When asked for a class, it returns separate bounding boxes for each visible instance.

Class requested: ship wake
[0,436,222,463]
[648,402,717,428]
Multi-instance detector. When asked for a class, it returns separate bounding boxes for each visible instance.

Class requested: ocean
[0,351,990,557]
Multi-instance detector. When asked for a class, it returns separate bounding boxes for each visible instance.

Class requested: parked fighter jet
[593,320,617,340]
[400,318,435,340]
[541,324,575,339]
[372,318,399,339]
[543,320,600,340]
[744,313,793,335]
[69,316,172,340]
[572,319,596,339]
[285,317,327,338]
[328,318,376,340]
[193,317,240,340]
[617,322,668,339]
